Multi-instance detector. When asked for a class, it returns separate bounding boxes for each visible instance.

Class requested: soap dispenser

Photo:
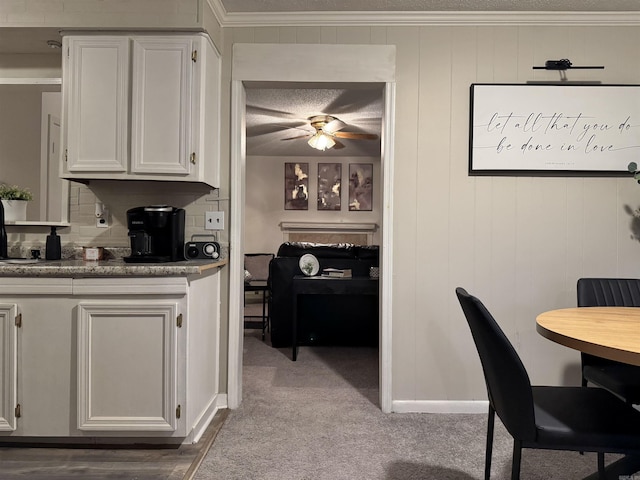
[45,226,61,260]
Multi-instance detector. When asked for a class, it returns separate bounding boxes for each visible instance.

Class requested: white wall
[225,24,640,408]
[0,88,43,220]
[245,155,381,254]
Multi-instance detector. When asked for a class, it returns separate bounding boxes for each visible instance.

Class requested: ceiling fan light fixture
[307,132,335,151]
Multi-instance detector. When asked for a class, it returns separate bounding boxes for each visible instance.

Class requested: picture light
[532,58,604,70]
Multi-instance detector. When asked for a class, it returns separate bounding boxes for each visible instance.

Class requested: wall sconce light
[46,40,62,49]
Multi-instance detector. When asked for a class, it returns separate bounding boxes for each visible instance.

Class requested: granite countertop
[0,258,228,277]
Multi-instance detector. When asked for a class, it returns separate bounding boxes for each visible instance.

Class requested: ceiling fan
[285,114,379,151]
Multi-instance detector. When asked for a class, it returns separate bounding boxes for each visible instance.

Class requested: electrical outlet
[96,204,109,228]
[205,211,224,230]
[96,208,109,228]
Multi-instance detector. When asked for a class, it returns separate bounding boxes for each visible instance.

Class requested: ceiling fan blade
[281,133,312,141]
[333,139,346,149]
[323,118,347,133]
[333,131,379,140]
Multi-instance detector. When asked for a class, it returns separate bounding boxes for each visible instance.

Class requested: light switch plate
[205,211,224,230]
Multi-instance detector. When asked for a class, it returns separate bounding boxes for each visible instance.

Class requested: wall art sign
[469,83,640,176]
[317,163,342,210]
[284,162,309,210]
[349,163,373,211]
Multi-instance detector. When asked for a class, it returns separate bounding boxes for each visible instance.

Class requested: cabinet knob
[190,152,196,164]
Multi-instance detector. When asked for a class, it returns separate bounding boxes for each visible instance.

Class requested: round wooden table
[536,307,640,367]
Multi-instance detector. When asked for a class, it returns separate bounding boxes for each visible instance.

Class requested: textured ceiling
[221,0,640,12]
[245,83,384,157]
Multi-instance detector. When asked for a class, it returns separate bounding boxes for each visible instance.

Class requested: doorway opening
[242,81,384,402]
[228,43,396,412]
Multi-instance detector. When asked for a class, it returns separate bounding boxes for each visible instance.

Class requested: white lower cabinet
[0,304,17,432]
[76,301,180,433]
[0,271,221,443]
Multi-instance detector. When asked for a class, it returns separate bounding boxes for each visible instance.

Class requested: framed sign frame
[469,83,640,176]
[348,163,373,211]
[284,162,309,210]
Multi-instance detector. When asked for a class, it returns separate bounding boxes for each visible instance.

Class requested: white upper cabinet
[131,37,192,175]
[62,33,220,188]
[65,37,129,173]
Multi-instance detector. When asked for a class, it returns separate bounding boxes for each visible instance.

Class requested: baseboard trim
[183,409,230,480]
[392,400,489,414]
[187,393,228,444]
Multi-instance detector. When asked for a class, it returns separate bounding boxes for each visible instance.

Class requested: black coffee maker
[123,205,185,263]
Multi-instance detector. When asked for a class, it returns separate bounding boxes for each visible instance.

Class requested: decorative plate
[299,253,319,276]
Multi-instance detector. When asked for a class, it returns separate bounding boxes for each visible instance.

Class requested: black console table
[292,275,379,361]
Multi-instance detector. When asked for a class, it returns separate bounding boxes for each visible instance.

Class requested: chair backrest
[455,288,537,442]
[577,278,640,307]
[244,253,274,282]
[576,278,640,367]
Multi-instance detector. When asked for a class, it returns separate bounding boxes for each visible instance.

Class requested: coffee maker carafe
[123,205,185,263]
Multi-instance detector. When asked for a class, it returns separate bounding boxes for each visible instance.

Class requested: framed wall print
[348,163,373,211]
[469,83,640,176]
[284,162,309,210]
[317,163,341,210]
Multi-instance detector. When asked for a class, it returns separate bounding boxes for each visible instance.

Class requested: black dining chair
[244,253,274,340]
[577,278,640,405]
[456,287,640,480]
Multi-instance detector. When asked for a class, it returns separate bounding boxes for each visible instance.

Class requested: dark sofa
[268,242,379,348]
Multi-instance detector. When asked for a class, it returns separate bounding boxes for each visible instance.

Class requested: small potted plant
[0,184,33,222]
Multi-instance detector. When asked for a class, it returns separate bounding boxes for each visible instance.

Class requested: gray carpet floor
[193,330,615,480]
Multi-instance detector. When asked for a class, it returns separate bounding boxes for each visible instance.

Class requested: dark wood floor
[0,410,228,479]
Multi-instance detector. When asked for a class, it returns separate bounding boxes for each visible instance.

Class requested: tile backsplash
[6,180,228,259]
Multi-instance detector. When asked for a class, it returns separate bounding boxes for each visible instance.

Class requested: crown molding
[206,2,640,28]
[206,0,228,26]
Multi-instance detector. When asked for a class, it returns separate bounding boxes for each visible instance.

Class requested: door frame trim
[228,44,395,412]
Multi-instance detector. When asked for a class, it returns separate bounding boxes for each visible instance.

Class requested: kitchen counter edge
[0,258,228,277]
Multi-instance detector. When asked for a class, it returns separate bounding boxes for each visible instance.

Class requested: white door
[45,115,62,221]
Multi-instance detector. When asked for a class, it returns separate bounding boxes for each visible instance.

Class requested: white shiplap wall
[226,24,640,408]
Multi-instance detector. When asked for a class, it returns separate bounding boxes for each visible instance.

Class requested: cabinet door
[77,302,180,432]
[0,304,17,431]
[65,36,129,172]
[131,37,193,175]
